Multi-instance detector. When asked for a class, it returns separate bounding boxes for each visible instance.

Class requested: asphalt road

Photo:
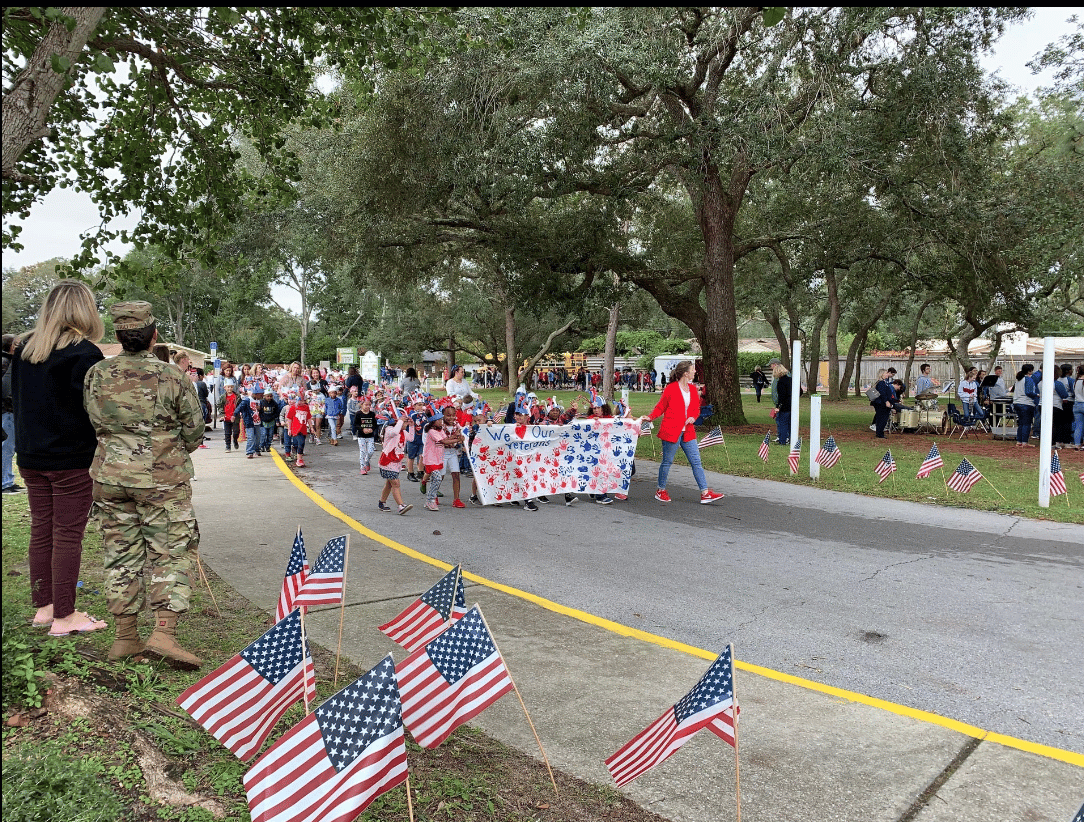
[299,436,1084,755]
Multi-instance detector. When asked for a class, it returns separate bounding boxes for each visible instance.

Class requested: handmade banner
[469,419,639,504]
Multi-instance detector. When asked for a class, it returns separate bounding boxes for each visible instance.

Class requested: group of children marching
[213,368,637,515]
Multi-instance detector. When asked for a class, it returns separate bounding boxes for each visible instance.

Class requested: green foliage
[3,7,455,265]
[577,330,673,359]
[2,597,44,710]
[1,741,125,822]
[736,352,780,377]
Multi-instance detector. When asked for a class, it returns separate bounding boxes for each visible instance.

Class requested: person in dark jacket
[750,365,768,402]
[2,333,19,494]
[870,369,900,439]
[10,281,107,637]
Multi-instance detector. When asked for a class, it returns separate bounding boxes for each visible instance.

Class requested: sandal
[49,612,108,637]
[32,605,54,628]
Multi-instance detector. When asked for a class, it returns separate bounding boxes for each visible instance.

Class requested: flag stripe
[248,726,407,822]
[378,600,445,653]
[398,651,512,748]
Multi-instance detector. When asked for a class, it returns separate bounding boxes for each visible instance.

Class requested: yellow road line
[270,450,1083,769]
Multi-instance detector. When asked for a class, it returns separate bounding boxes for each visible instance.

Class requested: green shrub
[1,741,125,822]
[2,597,43,710]
[736,351,779,377]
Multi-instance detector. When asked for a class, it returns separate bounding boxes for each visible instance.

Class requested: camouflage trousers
[93,481,200,616]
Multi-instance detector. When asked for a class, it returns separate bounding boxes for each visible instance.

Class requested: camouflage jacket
[84,349,205,488]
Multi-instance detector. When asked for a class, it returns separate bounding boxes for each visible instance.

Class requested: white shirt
[445,378,471,400]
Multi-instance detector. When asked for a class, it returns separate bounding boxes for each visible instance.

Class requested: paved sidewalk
[190,445,1083,822]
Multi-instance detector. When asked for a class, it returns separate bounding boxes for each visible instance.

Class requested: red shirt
[286,403,310,437]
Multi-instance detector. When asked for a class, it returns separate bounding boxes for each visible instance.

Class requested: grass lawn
[467,388,1084,525]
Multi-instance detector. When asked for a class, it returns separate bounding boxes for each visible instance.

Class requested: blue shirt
[324,396,345,417]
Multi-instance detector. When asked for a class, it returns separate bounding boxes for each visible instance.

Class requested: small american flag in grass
[699,426,725,449]
[378,565,468,653]
[276,529,308,623]
[758,433,770,462]
[1049,451,1067,497]
[788,438,802,474]
[947,458,982,493]
[294,536,347,607]
[815,436,840,468]
[874,451,896,483]
[916,443,943,479]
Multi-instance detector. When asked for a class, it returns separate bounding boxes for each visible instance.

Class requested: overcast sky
[2,7,1078,312]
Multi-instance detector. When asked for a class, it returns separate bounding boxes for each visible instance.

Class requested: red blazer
[648,381,699,443]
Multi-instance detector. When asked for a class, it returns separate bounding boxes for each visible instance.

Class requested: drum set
[896,392,942,434]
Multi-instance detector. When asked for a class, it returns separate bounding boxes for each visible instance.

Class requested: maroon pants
[21,467,94,620]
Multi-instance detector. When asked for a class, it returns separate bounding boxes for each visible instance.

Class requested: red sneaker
[452,499,466,508]
[295,457,306,468]
[700,489,724,504]
[613,493,628,501]
[654,489,671,503]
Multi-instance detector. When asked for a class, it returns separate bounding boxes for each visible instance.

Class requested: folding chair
[946,403,976,439]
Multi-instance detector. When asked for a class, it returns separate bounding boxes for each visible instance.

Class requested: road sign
[214,358,221,371]
[210,341,217,352]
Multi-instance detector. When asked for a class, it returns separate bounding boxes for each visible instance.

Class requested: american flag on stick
[815,436,841,468]
[639,419,653,436]
[699,426,725,449]
[788,438,802,474]
[947,458,982,493]
[916,443,944,479]
[243,655,408,822]
[293,536,347,607]
[1049,451,1067,497]
[875,450,896,483]
[606,646,738,787]
[378,565,468,653]
[758,432,771,462]
[396,605,513,749]
[177,610,316,761]
[276,529,308,622]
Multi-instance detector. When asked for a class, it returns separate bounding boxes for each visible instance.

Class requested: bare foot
[49,611,108,637]
[32,604,54,627]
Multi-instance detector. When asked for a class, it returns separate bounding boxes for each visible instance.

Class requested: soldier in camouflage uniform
[84,301,206,669]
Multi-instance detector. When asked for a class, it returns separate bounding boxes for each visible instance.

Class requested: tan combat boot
[107,614,144,661]
[143,610,202,670]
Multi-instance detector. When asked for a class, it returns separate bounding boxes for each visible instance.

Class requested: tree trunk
[804,304,829,395]
[765,308,790,370]
[503,304,516,391]
[447,333,455,371]
[2,7,107,183]
[902,297,934,389]
[697,167,746,427]
[837,293,892,397]
[602,302,618,400]
[825,267,842,400]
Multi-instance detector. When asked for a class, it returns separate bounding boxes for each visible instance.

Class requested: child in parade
[540,400,579,506]
[587,399,615,504]
[307,389,325,445]
[258,388,279,453]
[217,379,240,452]
[509,400,540,511]
[324,384,345,445]
[346,386,361,440]
[285,389,310,467]
[353,396,377,474]
[376,413,413,515]
[440,404,466,508]
[421,412,449,511]
[236,385,259,457]
[406,396,427,481]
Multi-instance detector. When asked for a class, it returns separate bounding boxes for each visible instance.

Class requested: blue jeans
[2,411,15,488]
[1074,405,1084,446]
[775,410,791,445]
[657,437,708,492]
[245,426,258,455]
[1014,404,1034,443]
[328,416,340,440]
[287,433,306,455]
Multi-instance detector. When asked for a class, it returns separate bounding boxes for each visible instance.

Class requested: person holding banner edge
[641,360,724,504]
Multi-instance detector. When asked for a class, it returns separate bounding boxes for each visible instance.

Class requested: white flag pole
[809,395,822,480]
[1038,337,1056,508]
[790,339,801,453]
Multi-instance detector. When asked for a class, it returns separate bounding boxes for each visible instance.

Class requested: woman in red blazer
[643,360,724,504]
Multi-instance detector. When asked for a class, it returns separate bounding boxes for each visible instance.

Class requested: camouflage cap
[111,301,155,330]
